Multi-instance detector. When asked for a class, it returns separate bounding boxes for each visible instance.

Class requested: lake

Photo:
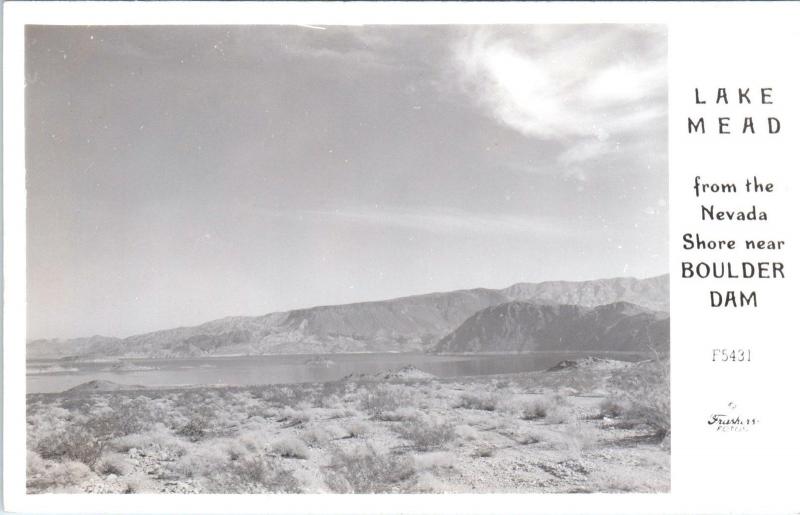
[26,351,648,394]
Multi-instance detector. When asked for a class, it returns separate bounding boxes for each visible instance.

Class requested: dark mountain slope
[435,301,669,354]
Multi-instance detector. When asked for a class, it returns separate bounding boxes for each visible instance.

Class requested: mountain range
[27,274,668,359]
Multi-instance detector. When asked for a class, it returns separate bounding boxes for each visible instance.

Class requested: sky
[26,25,668,340]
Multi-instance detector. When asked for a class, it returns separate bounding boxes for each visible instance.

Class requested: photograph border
[5,2,800,514]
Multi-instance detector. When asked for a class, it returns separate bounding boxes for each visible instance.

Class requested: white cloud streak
[296,207,568,239]
[453,26,666,165]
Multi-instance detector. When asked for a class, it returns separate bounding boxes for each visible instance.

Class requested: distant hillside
[435,301,669,355]
[28,274,668,359]
[65,380,146,394]
[502,274,669,312]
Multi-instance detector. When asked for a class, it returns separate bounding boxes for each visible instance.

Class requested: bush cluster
[610,361,670,441]
[358,385,410,417]
[326,445,414,493]
[36,425,105,467]
[394,417,455,451]
[456,393,499,412]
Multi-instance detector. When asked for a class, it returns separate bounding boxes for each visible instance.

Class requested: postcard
[3,2,799,513]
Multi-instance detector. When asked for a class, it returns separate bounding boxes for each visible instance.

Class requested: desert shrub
[110,424,189,457]
[610,360,670,441]
[232,457,268,483]
[27,405,73,448]
[260,386,297,406]
[520,399,551,420]
[271,437,310,459]
[81,396,165,442]
[211,457,301,493]
[456,392,499,411]
[394,416,455,451]
[358,385,411,417]
[300,426,333,446]
[491,379,511,390]
[36,425,105,466]
[89,412,143,440]
[26,459,93,493]
[327,408,350,419]
[341,420,369,438]
[545,405,575,425]
[603,418,639,430]
[454,424,480,441]
[170,394,227,433]
[244,405,274,420]
[413,471,446,493]
[550,422,600,459]
[168,439,298,492]
[121,473,155,494]
[626,398,670,440]
[325,445,415,493]
[473,445,494,458]
[516,431,543,445]
[294,400,314,412]
[598,398,626,419]
[594,465,669,493]
[177,417,208,442]
[95,453,130,476]
[308,382,348,408]
[412,452,455,471]
[235,430,272,454]
[520,394,573,424]
[170,444,229,479]
[27,451,46,477]
[59,396,97,415]
[276,407,311,428]
[320,394,345,410]
[241,415,269,432]
[375,406,420,422]
[222,439,250,462]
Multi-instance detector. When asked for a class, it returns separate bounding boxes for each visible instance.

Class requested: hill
[435,301,669,354]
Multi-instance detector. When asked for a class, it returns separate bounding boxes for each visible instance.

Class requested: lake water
[26,351,647,394]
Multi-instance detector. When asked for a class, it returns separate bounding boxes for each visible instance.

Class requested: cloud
[453,26,666,165]
[297,207,568,239]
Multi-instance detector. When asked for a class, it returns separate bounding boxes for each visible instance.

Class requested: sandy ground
[26,358,669,494]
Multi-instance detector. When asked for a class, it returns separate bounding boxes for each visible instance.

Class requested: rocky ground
[26,358,669,494]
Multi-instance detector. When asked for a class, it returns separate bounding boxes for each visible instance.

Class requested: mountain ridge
[28,274,668,359]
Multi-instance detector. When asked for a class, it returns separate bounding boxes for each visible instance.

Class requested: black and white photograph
[24,24,669,494]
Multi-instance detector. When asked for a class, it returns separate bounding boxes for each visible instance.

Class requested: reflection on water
[27,351,647,394]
